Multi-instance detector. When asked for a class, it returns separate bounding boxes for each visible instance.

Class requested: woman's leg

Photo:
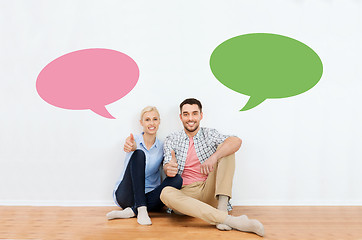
[146,174,183,212]
[108,150,148,221]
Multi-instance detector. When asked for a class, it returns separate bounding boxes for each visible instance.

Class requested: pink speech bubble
[36,48,139,119]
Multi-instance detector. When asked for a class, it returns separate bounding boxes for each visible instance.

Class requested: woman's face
[140,111,160,135]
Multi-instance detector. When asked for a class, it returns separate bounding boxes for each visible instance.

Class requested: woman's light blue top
[113,133,164,206]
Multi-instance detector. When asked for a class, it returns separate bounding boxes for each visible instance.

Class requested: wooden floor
[0,206,361,240]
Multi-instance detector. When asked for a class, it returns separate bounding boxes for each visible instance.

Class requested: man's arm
[200,136,242,175]
[212,136,242,160]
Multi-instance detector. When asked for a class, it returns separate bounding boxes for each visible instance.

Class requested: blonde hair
[140,106,160,120]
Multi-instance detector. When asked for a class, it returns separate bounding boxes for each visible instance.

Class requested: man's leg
[202,152,235,203]
[160,186,264,237]
[201,153,235,230]
[160,154,235,228]
[160,186,228,224]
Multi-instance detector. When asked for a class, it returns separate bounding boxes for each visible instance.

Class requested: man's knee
[215,153,235,178]
[160,186,177,203]
[217,153,235,164]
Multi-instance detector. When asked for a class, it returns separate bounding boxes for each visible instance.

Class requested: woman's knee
[130,149,146,165]
[164,174,183,189]
[173,174,183,189]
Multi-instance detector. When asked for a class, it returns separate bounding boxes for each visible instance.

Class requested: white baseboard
[1,200,361,207]
[0,200,116,206]
[231,200,362,206]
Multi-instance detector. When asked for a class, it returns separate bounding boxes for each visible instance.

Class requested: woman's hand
[124,133,137,152]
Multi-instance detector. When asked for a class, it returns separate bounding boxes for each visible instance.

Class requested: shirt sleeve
[206,128,231,147]
[163,134,174,166]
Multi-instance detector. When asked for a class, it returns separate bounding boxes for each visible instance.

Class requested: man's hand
[124,133,137,152]
[164,150,178,177]
[200,154,218,175]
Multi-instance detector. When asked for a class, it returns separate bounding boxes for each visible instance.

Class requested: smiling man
[160,98,264,236]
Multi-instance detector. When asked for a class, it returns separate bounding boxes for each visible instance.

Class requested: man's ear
[179,113,182,121]
[200,112,203,120]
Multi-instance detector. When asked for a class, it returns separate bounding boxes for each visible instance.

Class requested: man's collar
[182,127,202,140]
[182,130,189,140]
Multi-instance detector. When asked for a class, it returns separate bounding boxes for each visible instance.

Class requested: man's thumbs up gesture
[164,150,178,177]
[124,133,137,152]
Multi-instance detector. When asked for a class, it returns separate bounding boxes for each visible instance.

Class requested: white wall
[1,0,361,206]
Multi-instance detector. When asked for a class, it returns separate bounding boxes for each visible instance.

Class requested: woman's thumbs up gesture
[124,133,137,152]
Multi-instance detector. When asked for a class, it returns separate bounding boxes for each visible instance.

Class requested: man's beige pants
[160,153,235,225]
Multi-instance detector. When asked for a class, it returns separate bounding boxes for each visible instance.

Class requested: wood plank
[0,206,361,240]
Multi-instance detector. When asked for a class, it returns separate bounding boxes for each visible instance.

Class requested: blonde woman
[107,106,182,225]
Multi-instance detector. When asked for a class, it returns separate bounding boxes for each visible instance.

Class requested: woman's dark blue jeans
[114,149,183,215]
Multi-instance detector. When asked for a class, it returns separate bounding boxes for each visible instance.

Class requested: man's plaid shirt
[163,127,230,174]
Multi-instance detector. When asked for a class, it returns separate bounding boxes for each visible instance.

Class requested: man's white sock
[224,215,264,237]
[216,195,232,231]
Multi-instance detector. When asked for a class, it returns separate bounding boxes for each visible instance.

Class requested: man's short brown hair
[180,98,202,113]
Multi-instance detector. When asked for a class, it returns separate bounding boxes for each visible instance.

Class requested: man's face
[180,104,203,133]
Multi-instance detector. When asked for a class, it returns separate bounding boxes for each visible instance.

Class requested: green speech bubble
[210,33,323,111]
